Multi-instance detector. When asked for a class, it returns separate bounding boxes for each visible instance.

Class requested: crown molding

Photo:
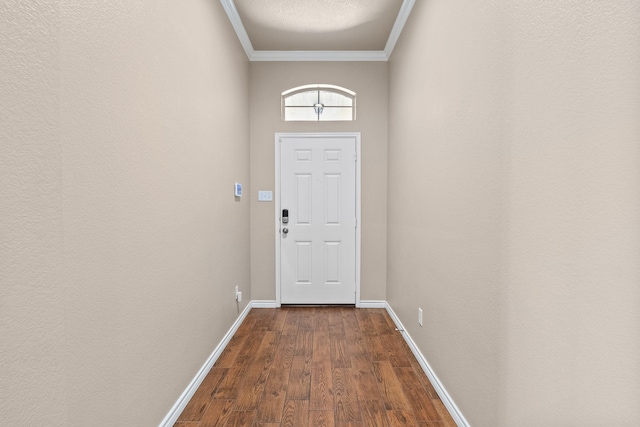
[220,0,254,59]
[220,0,413,62]
[384,0,416,59]
[250,50,388,62]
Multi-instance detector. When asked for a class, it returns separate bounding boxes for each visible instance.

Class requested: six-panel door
[279,136,357,304]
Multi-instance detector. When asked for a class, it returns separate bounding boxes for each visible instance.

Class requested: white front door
[277,134,359,304]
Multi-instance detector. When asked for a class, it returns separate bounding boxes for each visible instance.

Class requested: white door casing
[276,133,361,305]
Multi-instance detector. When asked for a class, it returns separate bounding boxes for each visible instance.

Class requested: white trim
[383,303,471,427]
[158,303,252,427]
[358,300,387,309]
[384,0,416,58]
[275,133,361,307]
[282,84,355,97]
[219,0,254,59]
[251,50,388,62]
[220,0,414,62]
[275,137,282,308]
[354,136,362,308]
[251,300,278,308]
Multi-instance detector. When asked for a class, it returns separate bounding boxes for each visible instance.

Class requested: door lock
[282,209,289,224]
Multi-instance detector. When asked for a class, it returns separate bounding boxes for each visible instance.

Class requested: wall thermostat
[235,183,242,197]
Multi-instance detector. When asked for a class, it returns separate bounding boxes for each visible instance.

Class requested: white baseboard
[158,302,253,427]
[358,300,387,308]
[251,300,278,308]
[384,302,470,427]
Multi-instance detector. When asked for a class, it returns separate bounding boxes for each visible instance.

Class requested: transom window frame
[282,84,356,122]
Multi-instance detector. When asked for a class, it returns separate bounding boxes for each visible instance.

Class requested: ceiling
[220,0,416,61]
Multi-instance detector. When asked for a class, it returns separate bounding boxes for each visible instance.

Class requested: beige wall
[388,1,640,426]
[4,1,640,426]
[249,62,388,302]
[0,1,250,425]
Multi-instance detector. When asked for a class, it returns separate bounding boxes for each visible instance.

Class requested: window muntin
[282,85,356,121]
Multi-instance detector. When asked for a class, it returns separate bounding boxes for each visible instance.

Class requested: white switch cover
[258,191,273,202]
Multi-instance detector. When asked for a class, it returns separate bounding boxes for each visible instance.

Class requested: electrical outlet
[237,291,242,302]
[418,308,423,326]
[235,286,239,301]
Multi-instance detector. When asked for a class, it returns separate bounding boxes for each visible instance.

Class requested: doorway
[275,133,361,305]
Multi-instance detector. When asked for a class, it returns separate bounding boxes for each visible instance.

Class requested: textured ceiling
[233,0,404,52]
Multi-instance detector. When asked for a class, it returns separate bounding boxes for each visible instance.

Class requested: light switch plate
[258,191,273,202]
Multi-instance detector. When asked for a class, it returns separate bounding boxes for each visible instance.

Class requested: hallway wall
[249,62,388,302]
[0,1,250,425]
[388,1,640,426]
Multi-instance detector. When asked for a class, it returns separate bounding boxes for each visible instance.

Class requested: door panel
[324,242,341,283]
[295,174,312,224]
[279,135,357,304]
[325,174,341,224]
[295,241,312,284]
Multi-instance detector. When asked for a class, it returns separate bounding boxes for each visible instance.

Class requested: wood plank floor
[174,307,457,427]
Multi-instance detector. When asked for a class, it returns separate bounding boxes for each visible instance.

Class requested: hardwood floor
[174,307,457,427]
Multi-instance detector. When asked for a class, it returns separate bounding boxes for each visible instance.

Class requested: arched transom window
[282,84,356,121]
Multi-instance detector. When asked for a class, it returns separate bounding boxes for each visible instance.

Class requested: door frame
[275,132,361,307]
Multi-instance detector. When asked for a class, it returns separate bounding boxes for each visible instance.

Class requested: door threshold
[281,304,356,308]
